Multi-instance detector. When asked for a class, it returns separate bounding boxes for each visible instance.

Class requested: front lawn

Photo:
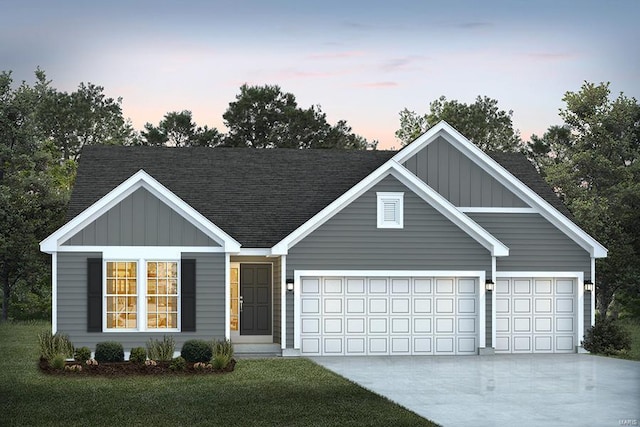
[620,318,640,361]
[0,321,436,426]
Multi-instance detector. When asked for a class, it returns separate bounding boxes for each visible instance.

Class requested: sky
[2,0,639,149]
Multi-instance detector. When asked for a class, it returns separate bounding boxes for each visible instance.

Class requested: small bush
[213,339,234,360]
[129,347,147,364]
[181,339,212,363]
[211,353,230,370]
[147,335,175,361]
[50,354,66,370]
[74,346,92,362]
[95,341,125,363]
[583,317,632,355]
[38,330,74,361]
[169,356,186,371]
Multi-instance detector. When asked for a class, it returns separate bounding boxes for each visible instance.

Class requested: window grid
[146,261,179,329]
[105,262,138,329]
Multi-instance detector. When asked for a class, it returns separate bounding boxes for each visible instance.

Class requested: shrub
[146,335,175,361]
[38,330,74,361]
[50,354,66,370]
[181,339,212,363]
[169,356,186,371]
[583,317,632,355]
[74,346,92,362]
[211,353,230,370]
[129,347,147,364]
[95,341,125,363]
[213,339,234,360]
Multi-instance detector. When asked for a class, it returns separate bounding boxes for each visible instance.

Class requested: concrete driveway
[311,354,640,427]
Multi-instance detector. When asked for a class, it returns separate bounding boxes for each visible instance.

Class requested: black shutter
[87,258,103,332]
[181,259,196,332]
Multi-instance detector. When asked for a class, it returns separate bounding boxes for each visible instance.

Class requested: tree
[140,110,223,147]
[395,95,522,152]
[38,81,135,160]
[222,84,375,149]
[0,70,68,321]
[536,82,640,319]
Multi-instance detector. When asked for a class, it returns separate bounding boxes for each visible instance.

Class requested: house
[40,122,606,356]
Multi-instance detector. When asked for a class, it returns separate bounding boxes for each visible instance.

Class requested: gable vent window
[377,192,404,229]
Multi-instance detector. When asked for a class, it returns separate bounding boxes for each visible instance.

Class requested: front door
[240,264,272,335]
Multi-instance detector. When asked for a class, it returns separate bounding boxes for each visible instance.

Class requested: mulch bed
[39,358,236,377]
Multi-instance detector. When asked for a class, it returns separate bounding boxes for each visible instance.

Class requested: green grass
[0,321,436,426]
[620,318,640,361]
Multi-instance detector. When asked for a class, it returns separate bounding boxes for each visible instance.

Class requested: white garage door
[299,276,478,356]
[495,277,576,353]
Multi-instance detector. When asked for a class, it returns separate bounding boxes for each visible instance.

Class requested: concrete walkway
[312,354,640,427]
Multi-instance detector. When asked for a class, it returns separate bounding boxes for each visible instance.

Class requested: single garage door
[495,277,576,353]
[300,276,479,356]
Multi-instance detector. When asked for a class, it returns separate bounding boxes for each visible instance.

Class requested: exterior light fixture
[485,279,495,292]
[584,280,594,292]
[286,279,294,292]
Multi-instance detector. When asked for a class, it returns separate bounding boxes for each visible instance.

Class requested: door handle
[239,295,243,312]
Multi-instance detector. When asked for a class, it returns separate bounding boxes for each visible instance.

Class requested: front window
[146,261,179,329]
[106,262,138,329]
[105,259,180,331]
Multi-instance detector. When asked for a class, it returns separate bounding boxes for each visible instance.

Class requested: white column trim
[280,256,287,350]
[51,252,58,334]
[224,253,231,340]
[591,257,596,327]
[478,272,487,349]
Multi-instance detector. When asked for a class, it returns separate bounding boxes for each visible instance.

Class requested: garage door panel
[556,336,574,351]
[300,275,479,356]
[496,277,577,354]
[323,318,343,334]
[413,279,432,293]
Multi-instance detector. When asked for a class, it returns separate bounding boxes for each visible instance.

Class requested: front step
[233,343,282,359]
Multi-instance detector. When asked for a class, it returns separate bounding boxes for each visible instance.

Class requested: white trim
[495,271,585,350]
[458,207,537,214]
[273,161,509,257]
[238,248,274,256]
[479,271,487,350]
[393,122,606,258]
[293,269,486,350]
[51,252,57,334]
[590,257,596,327]
[376,192,404,228]
[40,169,241,253]
[225,253,231,340]
[280,256,287,351]
[56,245,225,254]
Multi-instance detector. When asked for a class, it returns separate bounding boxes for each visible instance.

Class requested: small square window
[377,192,404,228]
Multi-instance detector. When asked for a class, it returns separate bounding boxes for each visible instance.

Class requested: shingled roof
[69,146,571,247]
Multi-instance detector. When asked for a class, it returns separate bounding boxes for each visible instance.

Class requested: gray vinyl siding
[63,188,219,247]
[584,296,592,341]
[467,213,591,277]
[403,136,528,208]
[285,174,492,348]
[486,298,492,348]
[286,292,294,349]
[56,251,225,350]
[230,256,281,344]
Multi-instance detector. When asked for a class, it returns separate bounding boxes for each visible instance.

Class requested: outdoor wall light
[485,279,495,292]
[286,279,294,292]
[584,280,594,292]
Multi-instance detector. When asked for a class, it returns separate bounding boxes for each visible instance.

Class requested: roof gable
[40,170,240,253]
[395,121,606,257]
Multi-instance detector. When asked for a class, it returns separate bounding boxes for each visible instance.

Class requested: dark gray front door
[240,264,271,335]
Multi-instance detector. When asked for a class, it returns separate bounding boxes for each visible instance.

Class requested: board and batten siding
[63,187,219,247]
[403,136,528,208]
[285,174,492,347]
[56,251,225,349]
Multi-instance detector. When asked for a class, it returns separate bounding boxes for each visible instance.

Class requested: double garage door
[300,276,479,356]
[299,274,578,356]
